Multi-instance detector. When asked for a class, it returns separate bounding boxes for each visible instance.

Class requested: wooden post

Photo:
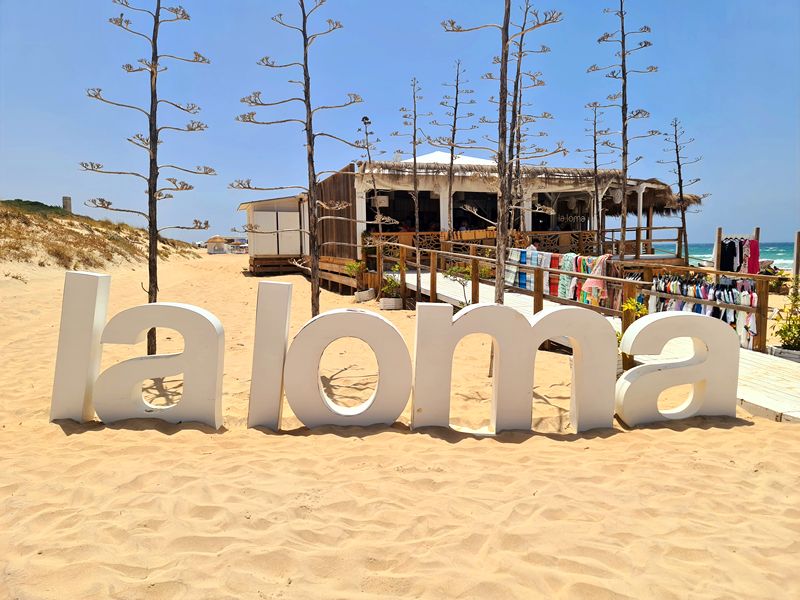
[645,206,654,254]
[470,245,479,305]
[714,227,723,271]
[635,227,642,260]
[793,230,800,295]
[753,226,760,244]
[532,268,544,314]
[755,277,769,353]
[399,245,407,300]
[621,280,638,370]
[429,251,438,301]
[375,242,383,296]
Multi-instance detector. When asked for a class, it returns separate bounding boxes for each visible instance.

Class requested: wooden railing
[602,226,683,259]
[368,229,598,257]
[371,241,777,356]
[615,261,783,354]
[378,240,640,321]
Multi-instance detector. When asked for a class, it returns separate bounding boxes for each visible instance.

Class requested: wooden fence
[373,241,779,359]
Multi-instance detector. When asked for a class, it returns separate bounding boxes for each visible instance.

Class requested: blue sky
[1,0,798,243]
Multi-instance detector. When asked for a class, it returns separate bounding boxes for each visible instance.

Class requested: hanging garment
[747,239,760,274]
[525,246,539,290]
[740,242,750,275]
[558,253,578,299]
[505,249,520,287]
[518,249,528,290]
[550,254,561,296]
[720,240,736,272]
[582,254,612,302]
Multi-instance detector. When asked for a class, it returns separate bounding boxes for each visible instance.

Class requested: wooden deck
[401,270,800,423]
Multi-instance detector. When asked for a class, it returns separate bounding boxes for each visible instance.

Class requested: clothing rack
[616,261,772,353]
[713,226,760,273]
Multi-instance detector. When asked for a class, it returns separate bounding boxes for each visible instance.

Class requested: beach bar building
[239,152,701,278]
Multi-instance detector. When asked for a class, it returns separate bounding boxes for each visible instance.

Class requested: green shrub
[773,279,800,350]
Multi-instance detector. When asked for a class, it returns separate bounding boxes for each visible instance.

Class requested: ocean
[654,242,795,271]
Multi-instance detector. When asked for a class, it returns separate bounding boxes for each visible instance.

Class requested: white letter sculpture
[615,312,740,427]
[93,303,225,428]
[283,309,412,428]
[50,272,110,422]
[413,304,617,433]
[248,281,292,430]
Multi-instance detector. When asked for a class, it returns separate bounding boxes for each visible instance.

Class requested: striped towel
[524,249,539,290]
[505,248,520,287]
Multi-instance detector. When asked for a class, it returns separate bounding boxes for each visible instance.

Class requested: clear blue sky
[1,0,798,243]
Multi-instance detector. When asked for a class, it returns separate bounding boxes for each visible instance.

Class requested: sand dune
[1,254,798,599]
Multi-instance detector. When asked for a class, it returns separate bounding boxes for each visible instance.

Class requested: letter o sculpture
[283,309,412,428]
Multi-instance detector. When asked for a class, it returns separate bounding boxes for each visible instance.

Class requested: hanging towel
[538,251,552,291]
[558,253,578,299]
[747,240,760,274]
[525,247,539,290]
[550,254,561,296]
[505,248,521,287]
[582,254,612,300]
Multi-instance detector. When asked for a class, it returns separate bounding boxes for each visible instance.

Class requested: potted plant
[345,260,374,303]
[617,297,648,373]
[769,278,800,362]
[379,265,403,310]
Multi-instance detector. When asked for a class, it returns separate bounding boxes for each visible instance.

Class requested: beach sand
[1,254,798,599]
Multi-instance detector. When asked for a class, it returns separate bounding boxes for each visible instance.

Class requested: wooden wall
[317,164,357,259]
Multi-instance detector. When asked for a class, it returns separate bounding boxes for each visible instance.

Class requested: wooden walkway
[402,271,800,423]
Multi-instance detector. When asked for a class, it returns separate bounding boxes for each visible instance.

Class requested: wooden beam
[621,280,638,370]
[376,243,384,299]
[532,268,544,314]
[399,245,407,300]
[470,245,480,305]
[794,230,800,294]
[714,227,723,272]
[755,277,769,354]
[429,251,438,301]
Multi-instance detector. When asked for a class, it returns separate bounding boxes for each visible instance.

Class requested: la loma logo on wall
[51,271,740,434]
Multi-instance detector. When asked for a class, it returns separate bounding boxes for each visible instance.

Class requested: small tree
[358,116,386,236]
[428,60,477,233]
[588,0,658,259]
[576,102,616,238]
[231,0,362,317]
[658,118,708,262]
[82,0,214,355]
[443,2,561,303]
[392,78,431,304]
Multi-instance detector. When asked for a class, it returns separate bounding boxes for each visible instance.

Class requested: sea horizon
[654,241,796,270]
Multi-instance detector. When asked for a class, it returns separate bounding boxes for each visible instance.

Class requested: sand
[1,253,799,599]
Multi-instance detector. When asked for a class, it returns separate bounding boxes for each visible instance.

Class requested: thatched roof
[360,159,617,185]
[349,159,706,216]
[206,235,226,243]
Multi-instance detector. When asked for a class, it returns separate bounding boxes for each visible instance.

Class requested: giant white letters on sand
[50,271,110,422]
[412,304,617,433]
[49,272,743,434]
[615,312,739,427]
[93,303,225,428]
[283,307,412,428]
[247,281,292,430]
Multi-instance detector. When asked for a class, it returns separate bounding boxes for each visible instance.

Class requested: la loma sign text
[51,272,740,433]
